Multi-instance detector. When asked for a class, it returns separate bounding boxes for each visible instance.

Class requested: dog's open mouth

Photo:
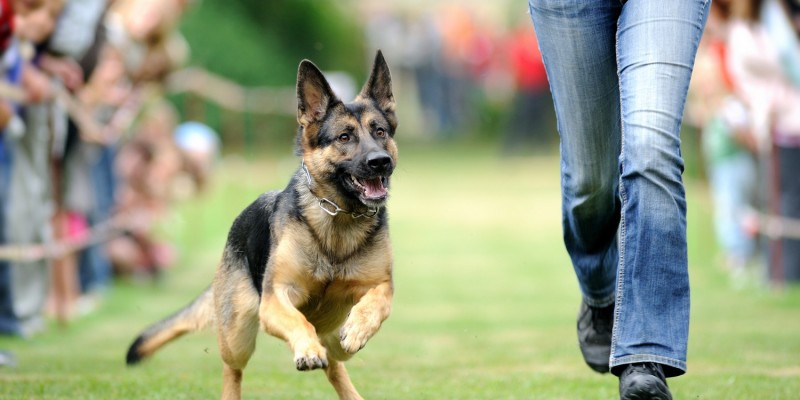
[351,175,388,201]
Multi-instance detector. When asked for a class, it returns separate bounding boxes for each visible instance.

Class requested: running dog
[125,51,398,400]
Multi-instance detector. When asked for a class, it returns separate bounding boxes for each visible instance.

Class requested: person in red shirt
[503,20,556,153]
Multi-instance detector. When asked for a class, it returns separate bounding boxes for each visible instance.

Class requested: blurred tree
[175,0,367,151]
[180,0,366,87]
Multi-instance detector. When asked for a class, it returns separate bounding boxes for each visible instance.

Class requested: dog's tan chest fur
[269,225,392,335]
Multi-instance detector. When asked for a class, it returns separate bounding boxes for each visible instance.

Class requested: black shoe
[619,363,672,400]
[577,301,613,373]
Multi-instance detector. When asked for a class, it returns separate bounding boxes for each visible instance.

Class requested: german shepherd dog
[125,51,398,400]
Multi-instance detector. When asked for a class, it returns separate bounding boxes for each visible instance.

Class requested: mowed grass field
[1,142,799,399]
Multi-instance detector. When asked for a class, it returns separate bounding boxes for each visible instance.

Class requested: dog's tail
[126,286,215,365]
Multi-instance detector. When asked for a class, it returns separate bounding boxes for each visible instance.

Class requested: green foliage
[179,0,366,86]
[234,0,366,78]
[175,0,367,151]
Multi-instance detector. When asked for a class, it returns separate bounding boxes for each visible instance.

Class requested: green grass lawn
[2,142,799,399]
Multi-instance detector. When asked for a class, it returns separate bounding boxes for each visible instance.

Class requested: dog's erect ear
[358,50,395,114]
[297,60,339,126]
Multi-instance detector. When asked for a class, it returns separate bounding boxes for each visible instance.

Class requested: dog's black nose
[366,152,392,173]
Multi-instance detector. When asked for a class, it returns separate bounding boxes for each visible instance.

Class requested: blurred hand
[22,64,54,103]
[40,54,85,91]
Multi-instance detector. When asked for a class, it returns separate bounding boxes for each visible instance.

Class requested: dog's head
[296,51,398,209]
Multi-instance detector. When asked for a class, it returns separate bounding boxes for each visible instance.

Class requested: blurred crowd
[0,0,219,344]
[363,2,558,151]
[686,0,800,285]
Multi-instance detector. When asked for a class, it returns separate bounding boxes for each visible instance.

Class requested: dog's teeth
[351,176,364,189]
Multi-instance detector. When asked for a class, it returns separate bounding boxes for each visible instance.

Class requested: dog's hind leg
[217,301,258,400]
[219,325,258,400]
[321,334,362,400]
[324,359,363,400]
[221,363,244,400]
[214,269,260,400]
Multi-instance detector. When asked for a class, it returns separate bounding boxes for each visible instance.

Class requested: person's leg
[0,141,19,336]
[529,0,623,376]
[708,153,756,269]
[613,0,710,378]
[778,145,800,282]
[529,0,622,309]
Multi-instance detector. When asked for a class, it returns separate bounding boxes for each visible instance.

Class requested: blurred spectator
[107,100,181,279]
[104,0,189,85]
[727,0,800,283]
[3,0,64,335]
[502,17,555,154]
[406,13,449,135]
[81,0,189,281]
[0,0,21,340]
[691,0,759,276]
[437,4,483,137]
[47,0,112,315]
[702,97,758,273]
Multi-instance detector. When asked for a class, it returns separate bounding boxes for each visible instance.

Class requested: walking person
[528,1,710,398]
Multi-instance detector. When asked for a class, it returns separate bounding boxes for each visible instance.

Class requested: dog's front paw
[339,311,381,355]
[294,339,328,371]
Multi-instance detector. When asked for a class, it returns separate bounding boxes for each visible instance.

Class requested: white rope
[747,207,800,240]
[0,213,136,263]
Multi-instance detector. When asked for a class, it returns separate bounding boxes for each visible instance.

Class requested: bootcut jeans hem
[610,354,687,378]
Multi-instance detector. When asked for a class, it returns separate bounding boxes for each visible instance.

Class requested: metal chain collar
[301,162,379,219]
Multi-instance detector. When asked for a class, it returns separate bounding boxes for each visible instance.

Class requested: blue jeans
[0,137,17,335]
[529,0,709,376]
[79,144,116,294]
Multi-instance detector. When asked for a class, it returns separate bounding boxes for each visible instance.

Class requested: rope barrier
[165,67,295,116]
[0,213,132,263]
[747,207,800,240]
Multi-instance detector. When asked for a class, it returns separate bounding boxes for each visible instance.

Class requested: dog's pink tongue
[363,178,387,199]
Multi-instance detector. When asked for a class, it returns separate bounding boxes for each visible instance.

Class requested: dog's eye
[375,128,386,138]
[337,133,351,143]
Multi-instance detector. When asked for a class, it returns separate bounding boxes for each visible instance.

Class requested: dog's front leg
[260,285,328,371]
[339,280,393,354]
